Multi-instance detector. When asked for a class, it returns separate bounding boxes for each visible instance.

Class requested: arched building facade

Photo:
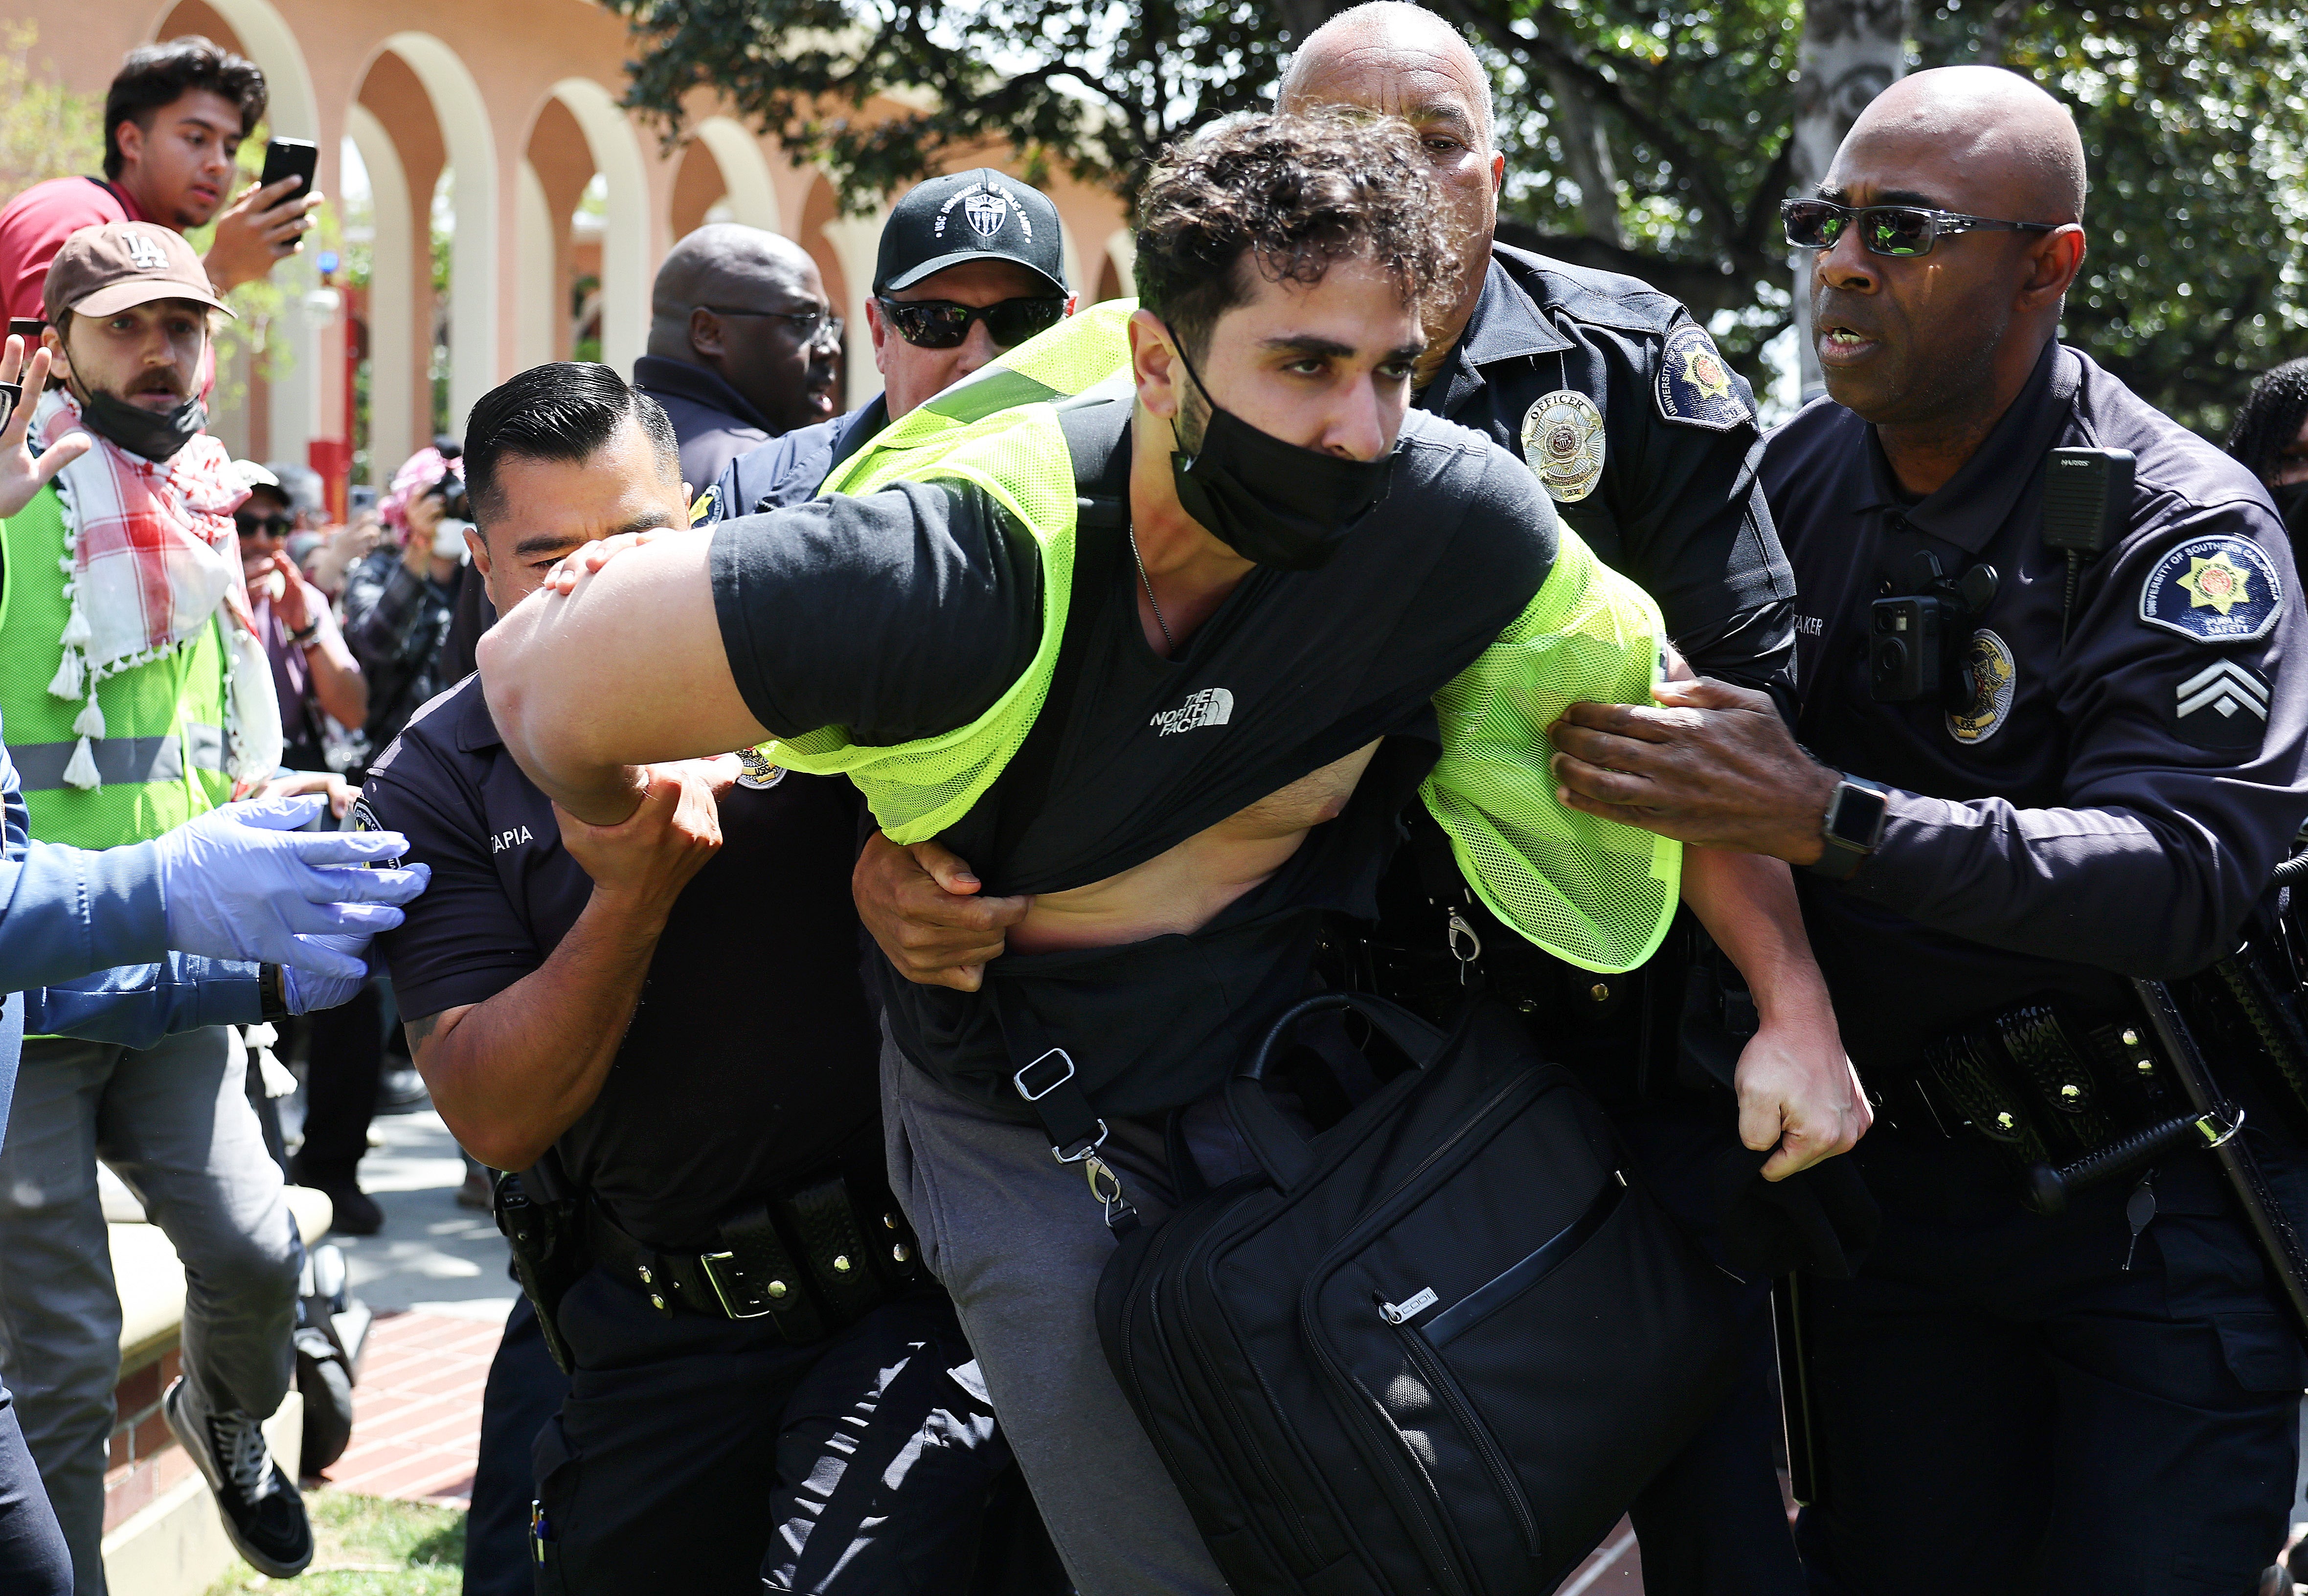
[11,0,1132,509]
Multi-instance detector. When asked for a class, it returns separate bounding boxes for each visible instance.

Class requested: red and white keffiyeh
[35,389,282,789]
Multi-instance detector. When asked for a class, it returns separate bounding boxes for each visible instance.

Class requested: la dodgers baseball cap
[45,221,233,324]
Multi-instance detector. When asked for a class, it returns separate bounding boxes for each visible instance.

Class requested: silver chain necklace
[1127,523,1176,653]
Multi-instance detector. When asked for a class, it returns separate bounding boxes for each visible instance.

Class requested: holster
[493,1169,581,1375]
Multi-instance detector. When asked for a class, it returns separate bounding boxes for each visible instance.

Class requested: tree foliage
[608,0,2304,432]
[0,22,100,200]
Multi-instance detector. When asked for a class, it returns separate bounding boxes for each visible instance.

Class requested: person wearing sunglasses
[700,169,1075,524]
[232,463,364,777]
[633,223,842,492]
[1548,65,2308,1595]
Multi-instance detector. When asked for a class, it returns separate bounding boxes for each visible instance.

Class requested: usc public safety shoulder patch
[2139,535,2281,645]
[1654,324,1751,432]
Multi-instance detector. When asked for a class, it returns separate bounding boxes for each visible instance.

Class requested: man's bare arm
[478,529,768,825]
[403,764,724,1169]
[1679,846,1871,1180]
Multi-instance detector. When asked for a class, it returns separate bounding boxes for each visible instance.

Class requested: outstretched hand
[0,336,89,520]
[154,794,431,979]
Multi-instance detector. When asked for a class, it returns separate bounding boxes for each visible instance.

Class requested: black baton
[2128,976,2308,1344]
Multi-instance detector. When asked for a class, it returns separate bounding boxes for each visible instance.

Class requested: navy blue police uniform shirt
[1422,244,1798,697]
[632,355,779,496]
[1766,339,2308,1073]
[359,676,882,1249]
[701,395,891,524]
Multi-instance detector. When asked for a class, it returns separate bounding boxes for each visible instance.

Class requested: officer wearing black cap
[1551,67,2308,1592]
[702,169,1075,521]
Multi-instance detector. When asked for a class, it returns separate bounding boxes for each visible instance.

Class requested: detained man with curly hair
[476,113,1847,1594]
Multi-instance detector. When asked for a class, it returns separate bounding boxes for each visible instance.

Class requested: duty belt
[582,1177,926,1344]
[1914,994,2246,1215]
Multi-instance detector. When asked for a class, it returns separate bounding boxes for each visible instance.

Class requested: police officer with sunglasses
[701,170,1075,521]
[1551,67,2308,1593]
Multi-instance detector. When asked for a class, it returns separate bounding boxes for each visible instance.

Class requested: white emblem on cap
[963,187,1011,238]
[123,228,169,272]
[1520,390,1606,503]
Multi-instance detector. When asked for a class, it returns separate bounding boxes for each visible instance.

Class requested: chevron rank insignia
[2139,535,2281,644]
[2172,658,2270,752]
[1654,324,1751,432]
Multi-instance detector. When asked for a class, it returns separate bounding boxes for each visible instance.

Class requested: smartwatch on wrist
[1805,774,1891,882]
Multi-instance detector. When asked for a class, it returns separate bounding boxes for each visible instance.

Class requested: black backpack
[1096,992,1738,1595]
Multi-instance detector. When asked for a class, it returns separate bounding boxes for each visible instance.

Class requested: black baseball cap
[875,170,1067,298]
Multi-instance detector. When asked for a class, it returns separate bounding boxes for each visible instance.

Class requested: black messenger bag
[1096,993,1738,1596]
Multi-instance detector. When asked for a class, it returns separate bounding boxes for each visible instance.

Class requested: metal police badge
[1519,390,1606,503]
[2139,535,2282,644]
[734,745,787,791]
[1946,628,2016,744]
[1654,324,1751,432]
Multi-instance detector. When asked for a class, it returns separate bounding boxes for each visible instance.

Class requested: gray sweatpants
[0,1027,299,1596]
[881,1024,1258,1596]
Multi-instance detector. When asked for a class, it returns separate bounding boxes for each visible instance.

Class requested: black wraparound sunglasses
[236,511,294,537]
[1782,198,2059,258]
[876,295,1066,351]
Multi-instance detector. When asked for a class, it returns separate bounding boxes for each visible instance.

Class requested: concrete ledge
[99,1392,302,1596]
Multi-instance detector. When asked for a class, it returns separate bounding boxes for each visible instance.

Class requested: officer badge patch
[734,745,787,791]
[1946,629,2016,745]
[2140,536,2281,644]
[1519,390,1606,503]
[2172,658,2270,752]
[688,485,720,526]
[1655,324,1751,432]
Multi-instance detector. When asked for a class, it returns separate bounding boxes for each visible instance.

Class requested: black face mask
[75,384,206,463]
[2275,480,2308,545]
[1168,342,1395,572]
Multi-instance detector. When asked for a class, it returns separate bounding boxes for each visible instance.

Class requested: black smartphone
[258,137,319,203]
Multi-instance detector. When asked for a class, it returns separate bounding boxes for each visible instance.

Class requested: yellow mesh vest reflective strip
[759,298,1679,972]
[0,483,233,849]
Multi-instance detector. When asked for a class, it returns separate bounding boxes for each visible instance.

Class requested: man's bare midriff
[1007,739,1383,953]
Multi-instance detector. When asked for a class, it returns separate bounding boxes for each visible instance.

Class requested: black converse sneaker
[162,1375,315,1577]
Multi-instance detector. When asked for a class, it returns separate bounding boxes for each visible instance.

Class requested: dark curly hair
[2228,358,2308,487]
[104,37,267,181]
[1132,111,1455,362]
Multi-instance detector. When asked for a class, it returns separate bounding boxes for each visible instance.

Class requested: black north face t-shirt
[709,404,1561,1113]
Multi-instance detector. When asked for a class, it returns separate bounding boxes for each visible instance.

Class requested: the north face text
[1150,688,1235,737]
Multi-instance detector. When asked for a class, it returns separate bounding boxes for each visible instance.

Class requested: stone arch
[542,78,651,377]
[373,32,497,435]
[344,101,415,480]
[1102,228,1136,301]
[690,117,782,235]
[515,161,557,370]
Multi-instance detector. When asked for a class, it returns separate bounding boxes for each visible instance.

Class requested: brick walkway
[310,1307,504,1507]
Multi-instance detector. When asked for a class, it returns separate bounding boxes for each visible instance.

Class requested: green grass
[201,1491,465,1594]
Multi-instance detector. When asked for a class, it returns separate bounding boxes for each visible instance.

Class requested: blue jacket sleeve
[0,730,264,1045]
[0,737,174,989]
[23,956,265,1047]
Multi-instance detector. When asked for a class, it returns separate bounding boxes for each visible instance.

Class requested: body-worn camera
[1871,552,1998,705]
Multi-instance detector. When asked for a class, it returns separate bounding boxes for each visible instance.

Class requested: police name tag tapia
[2139,536,2282,645]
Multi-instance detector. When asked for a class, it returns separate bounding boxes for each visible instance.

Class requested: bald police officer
[1553,67,2308,1593]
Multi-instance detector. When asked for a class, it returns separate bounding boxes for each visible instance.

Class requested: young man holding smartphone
[0,36,320,331]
